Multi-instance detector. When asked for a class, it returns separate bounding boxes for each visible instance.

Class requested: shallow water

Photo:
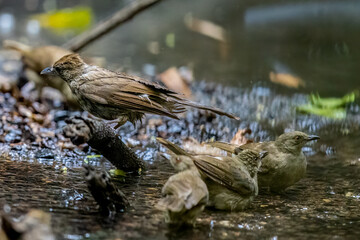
[1,80,360,239]
[0,0,360,239]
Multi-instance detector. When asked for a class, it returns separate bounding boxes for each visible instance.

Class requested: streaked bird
[157,138,266,211]
[41,53,239,126]
[208,131,320,192]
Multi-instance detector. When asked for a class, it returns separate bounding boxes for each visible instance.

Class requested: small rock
[4,129,22,143]
[35,148,55,159]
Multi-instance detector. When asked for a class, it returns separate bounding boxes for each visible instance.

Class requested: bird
[40,53,240,127]
[156,169,209,226]
[208,131,320,192]
[3,40,103,107]
[3,40,78,106]
[84,165,129,217]
[157,138,266,211]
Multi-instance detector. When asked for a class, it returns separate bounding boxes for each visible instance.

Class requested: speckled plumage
[156,169,208,225]
[208,131,320,192]
[157,138,264,211]
[84,165,129,216]
[41,54,239,125]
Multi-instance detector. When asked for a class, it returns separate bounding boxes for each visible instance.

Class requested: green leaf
[309,92,356,109]
[109,169,127,177]
[296,104,347,119]
[165,33,175,48]
[86,155,102,159]
[33,6,93,34]
[297,91,357,119]
[61,166,68,174]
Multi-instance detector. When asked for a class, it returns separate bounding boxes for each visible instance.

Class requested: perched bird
[157,138,266,211]
[3,40,78,106]
[1,209,55,240]
[40,54,239,126]
[208,131,320,192]
[156,169,209,226]
[84,165,129,217]
[3,40,103,107]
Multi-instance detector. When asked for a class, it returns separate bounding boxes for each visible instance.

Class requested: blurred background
[1,0,359,96]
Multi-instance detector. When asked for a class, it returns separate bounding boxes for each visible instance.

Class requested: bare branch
[63,0,162,52]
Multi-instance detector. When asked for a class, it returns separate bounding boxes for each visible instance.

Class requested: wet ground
[0,1,360,238]
[0,52,359,239]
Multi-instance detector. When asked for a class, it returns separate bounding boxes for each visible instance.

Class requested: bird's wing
[206,141,238,154]
[193,156,255,195]
[117,72,180,95]
[207,142,261,156]
[78,71,185,118]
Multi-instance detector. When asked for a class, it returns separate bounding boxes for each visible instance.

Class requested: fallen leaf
[230,128,252,146]
[345,192,353,197]
[310,92,356,109]
[158,67,192,98]
[147,118,163,128]
[296,92,356,119]
[86,155,102,159]
[165,33,175,48]
[269,71,305,88]
[109,169,127,177]
[184,13,227,42]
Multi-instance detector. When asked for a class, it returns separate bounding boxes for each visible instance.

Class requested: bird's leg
[86,112,103,121]
[107,117,128,129]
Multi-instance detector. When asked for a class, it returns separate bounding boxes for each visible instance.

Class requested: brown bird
[3,40,78,106]
[84,165,129,217]
[40,53,239,126]
[156,169,209,226]
[208,131,320,192]
[157,138,266,211]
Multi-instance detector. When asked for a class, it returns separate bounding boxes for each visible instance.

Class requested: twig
[63,0,162,52]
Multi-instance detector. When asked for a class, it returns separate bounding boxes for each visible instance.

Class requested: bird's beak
[259,151,268,159]
[307,135,320,141]
[40,67,56,76]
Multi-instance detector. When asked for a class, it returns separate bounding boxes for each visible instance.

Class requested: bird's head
[236,149,267,177]
[275,131,320,154]
[84,165,109,188]
[40,53,86,82]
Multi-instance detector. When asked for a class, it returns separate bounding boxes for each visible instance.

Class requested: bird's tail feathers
[156,137,190,156]
[179,99,240,120]
[3,40,31,54]
[206,141,238,154]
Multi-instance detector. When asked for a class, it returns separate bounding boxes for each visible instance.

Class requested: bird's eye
[54,66,60,72]
[295,136,301,140]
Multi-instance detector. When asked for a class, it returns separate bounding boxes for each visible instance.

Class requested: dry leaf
[184,13,227,43]
[230,128,252,146]
[147,118,163,128]
[269,71,305,88]
[158,67,192,98]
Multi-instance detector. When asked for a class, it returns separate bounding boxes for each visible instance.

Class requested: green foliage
[33,6,93,34]
[110,169,127,177]
[296,92,357,119]
[309,92,356,109]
